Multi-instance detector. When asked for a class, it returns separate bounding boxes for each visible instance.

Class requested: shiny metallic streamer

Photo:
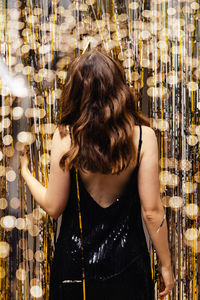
[75,167,86,300]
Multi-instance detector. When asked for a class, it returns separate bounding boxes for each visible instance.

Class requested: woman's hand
[159,264,175,298]
[19,145,29,176]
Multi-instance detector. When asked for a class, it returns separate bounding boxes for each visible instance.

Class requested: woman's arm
[20,127,71,219]
[138,126,175,297]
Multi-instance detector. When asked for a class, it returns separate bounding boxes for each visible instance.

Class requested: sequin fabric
[50,125,154,299]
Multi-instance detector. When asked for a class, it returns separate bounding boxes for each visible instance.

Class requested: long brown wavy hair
[58,49,150,175]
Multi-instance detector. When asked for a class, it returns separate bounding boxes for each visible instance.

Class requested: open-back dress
[49,125,154,300]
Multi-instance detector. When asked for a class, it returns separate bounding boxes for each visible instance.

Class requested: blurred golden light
[187,135,198,146]
[34,96,44,106]
[40,123,57,135]
[0,267,5,279]
[191,2,199,10]
[25,214,34,230]
[86,0,95,5]
[4,146,15,158]
[184,228,199,241]
[18,262,29,272]
[56,70,67,80]
[30,285,43,298]
[187,24,196,33]
[168,174,180,188]
[168,158,179,169]
[22,66,34,75]
[0,165,6,176]
[122,58,134,68]
[0,198,8,210]
[23,249,34,261]
[25,108,46,119]
[33,7,43,16]
[0,151,3,161]
[161,196,170,208]
[187,81,198,92]
[34,266,44,277]
[182,182,198,194]
[156,119,169,131]
[0,86,10,96]
[0,241,10,258]
[139,31,151,40]
[184,204,199,220]
[35,250,45,262]
[188,124,197,135]
[190,241,200,253]
[169,196,184,210]
[131,72,140,81]
[52,89,62,99]
[129,2,139,10]
[15,141,25,152]
[32,208,43,221]
[28,225,39,237]
[166,74,179,85]
[21,44,30,54]
[195,126,200,136]
[40,153,51,166]
[179,159,192,171]
[2,135,13,146]
[12,106,24,120]
[1,216,16,230]
[15,218,26,230]
[13,1,22,8]
[9,197,20,209]
[18,238,28,250]
[159,171,173,185]
[17,131,36,145]
[1,118,11,129]
[0,106,10,116]
[6,169,16,182]
[16,268,26,281]
[167,7,176,16]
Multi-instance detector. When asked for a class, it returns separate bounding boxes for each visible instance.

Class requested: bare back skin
[77,125,142,209]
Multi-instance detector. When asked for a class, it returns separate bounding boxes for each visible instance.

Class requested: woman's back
[78,125,143,209]
[50,124,149,277]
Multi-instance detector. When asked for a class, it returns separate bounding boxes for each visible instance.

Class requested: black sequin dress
[49,125,154,299]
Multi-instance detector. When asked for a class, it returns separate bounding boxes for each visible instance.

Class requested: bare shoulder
[133,125,157,143]
[52,126,71,156]
[138,125,158,155]
[141,125,157,140]
[140,125,158,157]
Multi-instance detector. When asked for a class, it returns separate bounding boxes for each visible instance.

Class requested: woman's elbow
[49,212,61,220]
[44,206,64,220]
[44,197,68,219]
[142,207,164,222]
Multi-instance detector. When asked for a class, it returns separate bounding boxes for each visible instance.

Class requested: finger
[159,288,170,297]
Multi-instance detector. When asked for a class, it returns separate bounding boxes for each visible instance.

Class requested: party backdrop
[0,0,199,299]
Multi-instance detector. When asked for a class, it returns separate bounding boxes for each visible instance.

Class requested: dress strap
[136,125,142,166]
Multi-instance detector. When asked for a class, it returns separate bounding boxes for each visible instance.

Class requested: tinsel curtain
[0,0,199,299]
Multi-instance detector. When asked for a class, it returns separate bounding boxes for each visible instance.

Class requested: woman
[20,49,175,299]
